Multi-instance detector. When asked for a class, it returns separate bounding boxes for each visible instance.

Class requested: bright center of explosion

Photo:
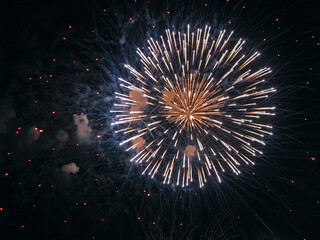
[162,85,219,134]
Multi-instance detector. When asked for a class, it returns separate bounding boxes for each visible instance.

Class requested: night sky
[1,0,320,239]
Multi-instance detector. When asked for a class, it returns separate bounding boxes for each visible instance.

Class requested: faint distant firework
[112,25,276,187]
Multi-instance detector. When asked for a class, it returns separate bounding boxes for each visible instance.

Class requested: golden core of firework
[162,81,219,135]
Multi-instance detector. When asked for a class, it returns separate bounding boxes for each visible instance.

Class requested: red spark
[5,173,8,176]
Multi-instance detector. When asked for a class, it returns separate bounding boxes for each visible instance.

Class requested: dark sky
[1,0,320,239]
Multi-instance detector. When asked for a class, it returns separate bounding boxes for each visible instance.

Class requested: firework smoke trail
[112,25,276,187]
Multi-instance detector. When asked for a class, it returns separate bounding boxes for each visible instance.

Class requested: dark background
[1,0,320,239]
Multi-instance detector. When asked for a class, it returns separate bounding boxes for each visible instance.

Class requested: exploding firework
[112,25,276,187]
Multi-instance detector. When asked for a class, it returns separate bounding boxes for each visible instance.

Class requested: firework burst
[112,25,276,187]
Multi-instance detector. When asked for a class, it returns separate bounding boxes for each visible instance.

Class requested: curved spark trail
[112,25,276,187]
